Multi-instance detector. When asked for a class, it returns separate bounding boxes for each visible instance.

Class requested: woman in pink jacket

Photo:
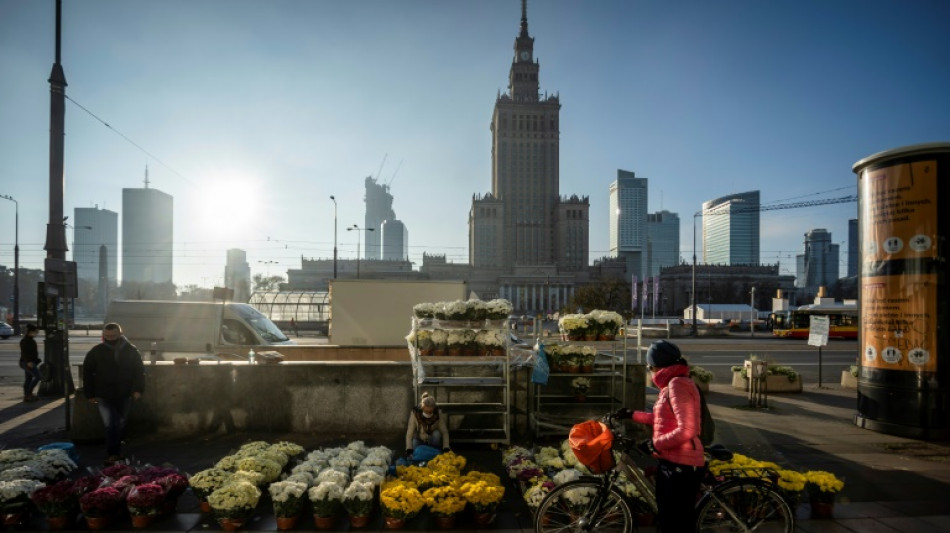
[617,340,704,531]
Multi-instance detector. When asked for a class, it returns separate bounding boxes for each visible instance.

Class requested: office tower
[469,1,588,271]
[848,218,858,277]
[224,249,251,302]
[73,206,118,314]
[647,210,680,277]
[364,176,396,260]
[122,186,173,284]
[702,190,760,265]
[609,170,648,277]
[796,228,840,296]
[381,219,408,261]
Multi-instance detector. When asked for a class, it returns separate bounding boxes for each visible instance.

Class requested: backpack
[696,385,716,446]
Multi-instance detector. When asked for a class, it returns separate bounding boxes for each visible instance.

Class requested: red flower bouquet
[156,474,189,500]
[100,464,136,479]
[127,484,166,516]
[109,475,140,500]
[30,480,78,517]
[138,466,179,483]
[72,476,105,498]
[79,487,123,518]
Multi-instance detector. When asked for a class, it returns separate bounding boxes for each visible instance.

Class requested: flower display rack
[407,316,514,445]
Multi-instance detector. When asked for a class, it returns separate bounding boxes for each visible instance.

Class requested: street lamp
[347,225,374,279]
[0,194,18,335]
[329,196,338,279]
[691,211,701,337]
[750,286,756,337]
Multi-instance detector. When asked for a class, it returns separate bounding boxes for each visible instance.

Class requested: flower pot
[583,334,597,341]
[217,516,246,531]
[384,516,406,529]
[580,365,593,373]
[276,515,299,530]
[2,510,27,527]
[574,394,586,402]
[472,511,496,525]
[433,514,456,529]
[84,515,112,530]
[349,514,370,528]
[131,514,153,528]
[564,365,580,374]
[420,348,434,356]
[314,514,335,529]
[810,500,834,519]
[46,515,70,530]
[447,346,462,356]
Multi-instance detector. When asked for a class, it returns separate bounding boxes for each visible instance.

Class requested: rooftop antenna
[144,164,150,188]
[374,153,388,181]
[386,159,403,187]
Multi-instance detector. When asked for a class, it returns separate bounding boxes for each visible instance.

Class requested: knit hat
[646,340,683,368]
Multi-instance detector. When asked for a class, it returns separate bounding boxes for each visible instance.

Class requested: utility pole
[347,225,374,279]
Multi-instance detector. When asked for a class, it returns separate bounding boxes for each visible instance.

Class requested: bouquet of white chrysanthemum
[268,441,305,458]
[308,481,343,518]
[352,470,384,489]
[486,299,513,319]
[316,468,349,486]
[342,480,374,517]
[283,472,314,487]
[33,449,78,480]
[0,449,35,470]
[552,468,582,486]
[523,480,556,510]
[413,302,436,319]
[534,447,566,470]
[329,451,363,471]
[0,466,41,482]
[268,480,307,518]
[207,480,260,520]
[0,479,46,511]
[189,468,232,501]
[236,456,282,484]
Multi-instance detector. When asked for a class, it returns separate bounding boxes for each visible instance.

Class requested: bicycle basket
[569,420,615,474]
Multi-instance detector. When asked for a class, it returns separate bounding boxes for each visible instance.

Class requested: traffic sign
[808,315,830,347]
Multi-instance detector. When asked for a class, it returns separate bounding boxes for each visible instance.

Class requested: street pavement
[2,345,949,531]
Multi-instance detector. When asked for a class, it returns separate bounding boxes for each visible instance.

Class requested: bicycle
[534,413,795,532]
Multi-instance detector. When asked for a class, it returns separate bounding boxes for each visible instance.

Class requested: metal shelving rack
[408,317,511,445]
[529,345,626,439]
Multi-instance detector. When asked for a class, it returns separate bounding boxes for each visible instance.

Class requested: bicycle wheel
[695,478,794,533]
[534,477,637,533]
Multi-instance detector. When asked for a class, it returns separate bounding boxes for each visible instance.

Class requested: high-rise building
[795,228,840,297]
[363,176,396,260]
[122,186,173,284]
[73,206,118,315]
[847,218,858,277]
[702,190,760,265]
[647,210,680,277]
[381,219,408,261]
[609,170,648,278]
[224,249,251,302]
[469,1,588,272]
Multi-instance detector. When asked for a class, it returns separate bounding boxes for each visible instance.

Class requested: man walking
[83,323,145,463]
[19,324,41,402]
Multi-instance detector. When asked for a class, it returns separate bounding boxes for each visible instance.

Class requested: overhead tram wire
[690,193,858,337]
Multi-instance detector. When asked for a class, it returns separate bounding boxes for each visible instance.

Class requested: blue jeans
[97,397,133,456]
[412,430,443,449]
[21,362,41,396]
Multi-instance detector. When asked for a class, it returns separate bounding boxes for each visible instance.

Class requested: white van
[105,300,293,359]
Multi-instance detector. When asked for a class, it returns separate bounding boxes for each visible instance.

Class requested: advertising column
[852,143,949,439]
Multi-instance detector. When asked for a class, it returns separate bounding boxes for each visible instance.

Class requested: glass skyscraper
[702,190,760,266]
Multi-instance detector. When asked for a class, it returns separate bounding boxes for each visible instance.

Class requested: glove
[612,407,633,420]
[405,449,413,459]
[637,439,656,456]
[442,448,451,453]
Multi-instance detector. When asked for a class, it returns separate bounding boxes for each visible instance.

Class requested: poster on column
[861,274,936,372]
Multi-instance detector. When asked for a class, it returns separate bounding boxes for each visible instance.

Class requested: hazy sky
[1,0,948,289]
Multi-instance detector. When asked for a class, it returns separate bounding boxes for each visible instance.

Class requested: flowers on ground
[207,480,261,519]
[79,486,123,518]
[189,468,231,501]
[523,481,555,510]
[1,479,46,511]
[379,481,424,519]
[423,485,466,517]
[30,480,78,517]
[268,480,307,518]
[459,479,504,513]
[126,483,165,516]
[308,481,344,518]
[805,470,844,503]
[342,481,374,518]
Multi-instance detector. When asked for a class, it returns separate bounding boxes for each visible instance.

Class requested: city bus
[771,303,858,339]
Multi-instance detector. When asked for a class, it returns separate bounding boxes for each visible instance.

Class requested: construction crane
[690,193,858,336]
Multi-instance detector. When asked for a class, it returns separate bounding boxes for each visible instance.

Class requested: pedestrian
[18,324,41,402]
[290,317,298,336]
[82,323,146,464]
[405,392,451,461]
[613,340,704,532]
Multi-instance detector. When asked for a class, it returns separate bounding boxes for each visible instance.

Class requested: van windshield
[232,304,290,343]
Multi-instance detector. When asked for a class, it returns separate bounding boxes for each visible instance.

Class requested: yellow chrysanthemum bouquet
[459,479,505,514]
[804,470,844,504]
[380,480,425,519]
[423,486,466,518]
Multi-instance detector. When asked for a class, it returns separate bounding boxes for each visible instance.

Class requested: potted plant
[579,346,597,373]
[154,473,188,515]
[804,470,844,518]
[689,365,714,392]
[126,483,165,528]
[430,329,448,356]
[380,480,424,529]
[207,480,261,531]
[731,359,802,392]
[775,469,807,513]
[841,364,858,389]
[1,478,45,528]
[523,480,555,522]
[79,486,123,530]
[459,479,505,525]
[342,481,374,528]
[268,480,307,530]
[423,485,466,529]
[558,314,589,341]
[571,377,591,402]
[30,480,78,530]
[188,468,231,512]
[309,480,343,529]
[486,298,513,321]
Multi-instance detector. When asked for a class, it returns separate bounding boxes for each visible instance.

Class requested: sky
[1,0,948,289]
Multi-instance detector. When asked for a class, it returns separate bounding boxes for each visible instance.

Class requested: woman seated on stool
[405,392,451,461]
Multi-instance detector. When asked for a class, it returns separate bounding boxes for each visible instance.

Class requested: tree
[252,274,284,292]
[564,277,631,316]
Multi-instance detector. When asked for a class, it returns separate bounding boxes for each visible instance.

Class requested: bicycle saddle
[706,443,733,461]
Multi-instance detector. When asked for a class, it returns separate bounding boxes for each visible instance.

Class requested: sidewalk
[2,377,949,531]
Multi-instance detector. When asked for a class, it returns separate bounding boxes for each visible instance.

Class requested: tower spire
[144,164,150,188]
[520,0,529,37]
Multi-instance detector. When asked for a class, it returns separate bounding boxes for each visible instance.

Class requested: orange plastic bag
[569,420,615,474]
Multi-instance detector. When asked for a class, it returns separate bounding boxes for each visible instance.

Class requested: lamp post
[0,194,18,335]
[691,211,700,337]
[347,225,374,279]
[329,195,337,279]
[750,286,756,337]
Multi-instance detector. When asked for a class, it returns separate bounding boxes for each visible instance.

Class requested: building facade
[647,210,680,277]
[363,176,396,260]
[224,249,252,302]
[73,206,118,315]
[702,190,760,265]
[795,228,840,299]
[381,219,408,261]
[122,187,173,284]
[847,218,858,278]
[609,170,648,278]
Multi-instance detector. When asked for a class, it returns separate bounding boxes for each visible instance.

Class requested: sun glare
[192,175,262,242]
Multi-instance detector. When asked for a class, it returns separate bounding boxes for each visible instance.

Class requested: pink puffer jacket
[632,364,705,467]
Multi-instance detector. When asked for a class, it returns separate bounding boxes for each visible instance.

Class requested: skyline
[1,1,948,289]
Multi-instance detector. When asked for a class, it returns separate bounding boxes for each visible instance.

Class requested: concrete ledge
[841,370,858,389]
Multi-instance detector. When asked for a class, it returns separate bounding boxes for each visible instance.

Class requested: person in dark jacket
[405,392,451,460]
[19,324,41,402]
[83,323,145,463]
[615,340,704,532]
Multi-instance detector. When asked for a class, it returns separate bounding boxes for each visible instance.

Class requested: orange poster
[859,160,937,262]
[861,274,937,372]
